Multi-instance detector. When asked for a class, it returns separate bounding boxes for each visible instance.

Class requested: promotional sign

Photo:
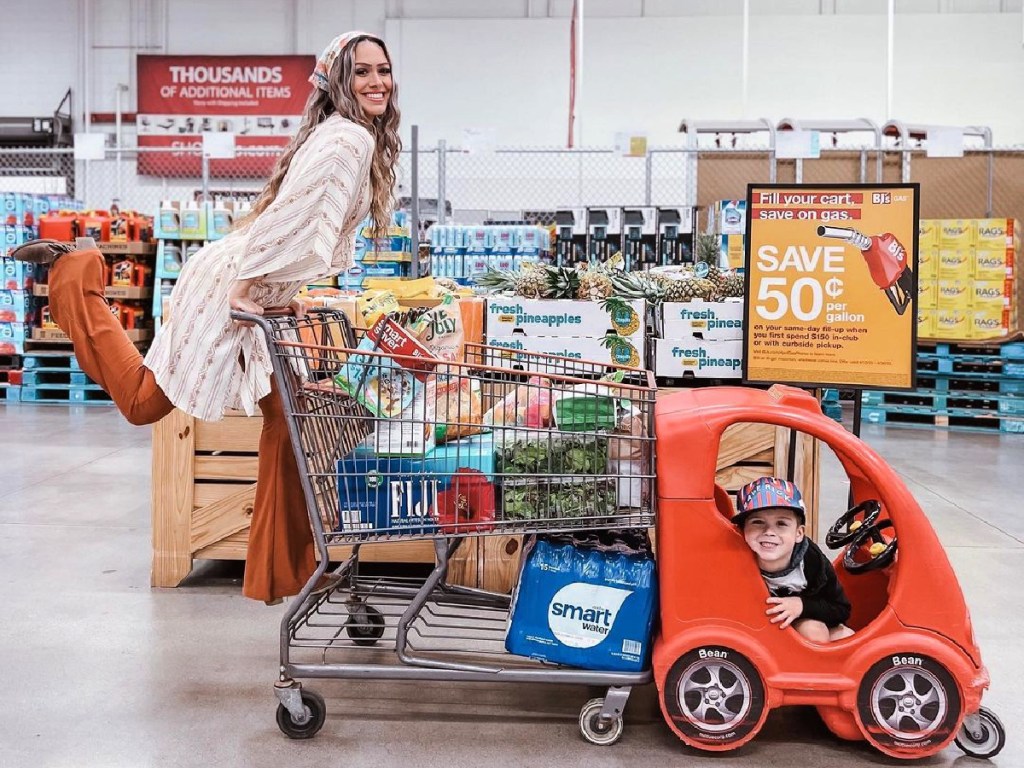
[744,184,919,390]
[136,55,314,177]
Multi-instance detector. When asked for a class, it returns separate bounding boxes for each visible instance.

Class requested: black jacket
[767,539,851,628]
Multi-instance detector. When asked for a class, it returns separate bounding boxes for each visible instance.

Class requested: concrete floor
[0,404,1020,768]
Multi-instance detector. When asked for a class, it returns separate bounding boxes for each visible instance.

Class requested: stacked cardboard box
[653,299,744,379]
[918,218,1019,341]
[483,298,646,371]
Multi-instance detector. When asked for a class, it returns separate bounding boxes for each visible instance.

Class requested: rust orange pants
[49,248,315,602]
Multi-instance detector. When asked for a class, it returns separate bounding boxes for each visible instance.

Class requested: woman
[11,31,401,604]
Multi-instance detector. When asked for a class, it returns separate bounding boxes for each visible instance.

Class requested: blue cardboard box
[336,455,440,535]
[0,290,39,323]
[505,538,656,672]
[0,321,28,355]
[338,434,498,534]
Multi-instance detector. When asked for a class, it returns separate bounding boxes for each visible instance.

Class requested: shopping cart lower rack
[240,308,658,745]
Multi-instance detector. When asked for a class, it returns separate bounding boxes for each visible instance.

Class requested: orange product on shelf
[37,210,80,241]
[111,259,135,286]
[78,210,112,242]
[40,304,59,329]
[109,301,146,330]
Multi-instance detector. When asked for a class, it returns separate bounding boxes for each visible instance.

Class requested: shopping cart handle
[229,306,295,323]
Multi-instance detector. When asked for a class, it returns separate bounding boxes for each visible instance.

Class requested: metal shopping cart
[238,308,658,744]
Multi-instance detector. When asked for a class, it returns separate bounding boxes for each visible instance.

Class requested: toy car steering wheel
[825,500,882,548]
[842,519,898,574]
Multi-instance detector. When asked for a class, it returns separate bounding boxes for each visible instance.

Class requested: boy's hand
[766,596,803,629]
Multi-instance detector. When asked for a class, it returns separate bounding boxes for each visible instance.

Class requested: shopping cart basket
[238,307,657,745]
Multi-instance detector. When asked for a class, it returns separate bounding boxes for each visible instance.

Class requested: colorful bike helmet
[734,476,806,527]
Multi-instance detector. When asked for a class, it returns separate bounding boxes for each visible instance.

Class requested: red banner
[136,54,314,178]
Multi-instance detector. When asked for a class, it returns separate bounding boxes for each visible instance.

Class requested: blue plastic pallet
[862,389,1022,414]
[1,384,21,402]
[862,404,1023,434]
[22,352,82,371]
[21,369,92,387]
[19,384,112,405]
[922,341,1024,361]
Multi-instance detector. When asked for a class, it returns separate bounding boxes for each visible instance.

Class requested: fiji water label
[335,456,441,535]
[505,539,656,672]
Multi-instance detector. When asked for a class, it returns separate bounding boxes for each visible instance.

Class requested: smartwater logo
[548,583,632,649]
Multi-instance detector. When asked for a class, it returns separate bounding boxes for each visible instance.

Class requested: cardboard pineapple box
[660,298,744,341]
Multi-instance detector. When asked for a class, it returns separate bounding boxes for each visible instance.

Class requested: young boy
[734,476,854,643]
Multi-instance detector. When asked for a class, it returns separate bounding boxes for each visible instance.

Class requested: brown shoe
[8,239,76,265]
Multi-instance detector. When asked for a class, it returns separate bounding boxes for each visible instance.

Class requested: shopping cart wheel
[579,697,624,746]
[346,603,385,646]
[276,689,326,739]
[955,707,1005,759]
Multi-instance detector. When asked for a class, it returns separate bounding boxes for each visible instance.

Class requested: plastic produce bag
[433,377,484,443]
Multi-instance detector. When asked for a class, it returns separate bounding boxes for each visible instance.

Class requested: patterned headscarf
[309,31,380,92]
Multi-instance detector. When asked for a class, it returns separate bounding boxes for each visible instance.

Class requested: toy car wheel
[578,697,624,746]
[346,603,385,646]
[955,707,1005,759]
[662,646,768,751]
[856,654,962,758]
[276,689,326,739]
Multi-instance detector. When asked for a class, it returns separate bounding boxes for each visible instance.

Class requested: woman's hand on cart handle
[228,277,264,327]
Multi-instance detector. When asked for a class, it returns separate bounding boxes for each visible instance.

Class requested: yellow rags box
[917,308,936,340]
[971,279,1014,309]
[973,249,1015,280]
[918,247,938,280]
[937,279,971,309]
[974,218,1017,250]
[970,306,1015,340]
[938,249,972,280]
[918,220,940,250]
[935,308,971,339]
[916,280,937,310]
[939,219,975,249]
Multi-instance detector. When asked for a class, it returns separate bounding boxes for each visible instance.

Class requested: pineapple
[474,266,518,294]
[602,334,641,368]
[576,266,614,301]
[662,276,700,303]
[546,266,582,299]
[721,270,745,298]
[695,232,725,291]
[601,296,641,336]
[514,265,551,298]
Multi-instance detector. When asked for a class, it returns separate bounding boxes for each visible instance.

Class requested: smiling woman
[7,29,402,607]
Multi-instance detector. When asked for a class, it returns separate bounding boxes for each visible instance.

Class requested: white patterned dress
[144,115,373,421]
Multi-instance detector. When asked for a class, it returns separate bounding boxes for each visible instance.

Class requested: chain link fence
[1,140,1021,225]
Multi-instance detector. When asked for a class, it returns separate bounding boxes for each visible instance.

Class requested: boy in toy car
[735,477,855,643]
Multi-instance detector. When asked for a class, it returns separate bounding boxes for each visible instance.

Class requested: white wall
[2,2,1023,146]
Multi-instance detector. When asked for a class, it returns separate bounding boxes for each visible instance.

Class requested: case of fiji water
[336,433,498,536]
[505,533,656,672]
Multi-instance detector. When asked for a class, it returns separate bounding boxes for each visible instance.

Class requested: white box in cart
[485,334,646,371]
[661,299,744,340]
[485,298,646,342]
[654,338,742,379]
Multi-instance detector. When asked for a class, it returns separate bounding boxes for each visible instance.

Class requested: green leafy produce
[496,434,608,476]
[501,479,617,521]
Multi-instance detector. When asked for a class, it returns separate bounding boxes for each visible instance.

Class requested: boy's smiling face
[742,507,805,573]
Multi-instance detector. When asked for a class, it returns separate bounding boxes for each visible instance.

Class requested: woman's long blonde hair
[246,35,401,236]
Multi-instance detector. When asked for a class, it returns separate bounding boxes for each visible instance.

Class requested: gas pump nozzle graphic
[816,225,914,315]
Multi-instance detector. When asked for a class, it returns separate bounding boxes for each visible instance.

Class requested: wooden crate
[150,410,436,587]
[152,410,819,590]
